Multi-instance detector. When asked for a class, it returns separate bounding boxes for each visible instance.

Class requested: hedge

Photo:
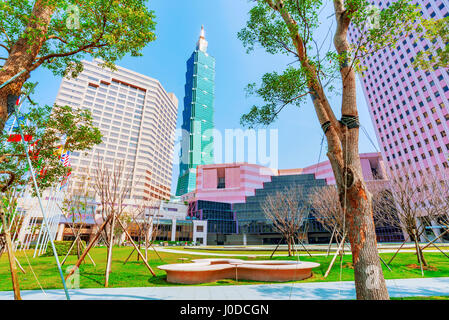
[42,240,87,257]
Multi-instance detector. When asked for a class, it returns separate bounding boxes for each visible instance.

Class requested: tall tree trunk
[413,231,428,267]
[1,211,21,300]
[265,0,390,299]
[0,1,55,130]
[331,138,389,299]
[331,0,389,300]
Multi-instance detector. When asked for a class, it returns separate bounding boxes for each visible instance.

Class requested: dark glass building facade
[187,172,404,245]
[188,200,237,244]
[234,174,330,244]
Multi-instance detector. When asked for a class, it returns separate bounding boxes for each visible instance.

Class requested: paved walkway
[1,277,448,300]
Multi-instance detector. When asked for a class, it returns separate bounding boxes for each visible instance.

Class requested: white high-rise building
[55,59,178,200]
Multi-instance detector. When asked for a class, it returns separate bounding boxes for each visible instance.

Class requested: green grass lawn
[391,296,449,300]
[1,247,448,292]
[273,252,449,283]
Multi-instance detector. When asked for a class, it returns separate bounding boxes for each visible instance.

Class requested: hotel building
[55,59,179,200]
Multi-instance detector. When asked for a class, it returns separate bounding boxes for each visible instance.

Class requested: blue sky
[27,0,380,192]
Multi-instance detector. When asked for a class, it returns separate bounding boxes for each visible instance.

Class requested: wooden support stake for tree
[150,242,164,262]
[61,238,78,265]
[144,232,149,261]
[326,226,337,257]
[137,241,141,261]
[296,235,312,257]
[1,211,21,300]
[123,247,136,264]
[124,242,163,264]
[378,255,391,272]
[116,217,156,276]
[62,231,96,266]
[14,257,26,274]
[270,236,284,259]
[324,233,346,278]
[387,240,406,265]
[66,215,112,280]
[421,234,449,259]
[422,228,449,250]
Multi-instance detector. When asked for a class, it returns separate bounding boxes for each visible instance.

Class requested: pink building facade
[184,153,386,204]
[302,152,388,185]
[184,163,278,204]
[349,0,449,177]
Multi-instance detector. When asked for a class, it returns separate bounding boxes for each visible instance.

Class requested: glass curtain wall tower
[176,26,216,196]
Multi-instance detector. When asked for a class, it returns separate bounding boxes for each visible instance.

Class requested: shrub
[41,240,86,257]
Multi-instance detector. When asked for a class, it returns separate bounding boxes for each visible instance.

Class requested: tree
[371,169,448,269]
[0,104,102,193]
[414,17,449,70]
[92,158,132,287]
[238,0,426,300]
[0,102,100,299]
[65,156,156,285]
[310,186,345,245]
[124,199,163,263]
[59,175,96,263]
[0,188,22,299]
[310,185,355,277]
[262,186,309,256]
[0,0,156,131]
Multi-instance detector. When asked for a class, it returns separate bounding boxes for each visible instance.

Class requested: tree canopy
[0,103,102,193]
[414,17,449,70]
[0,0,156,77]
[0,0,157,131]
[238,0,423,128]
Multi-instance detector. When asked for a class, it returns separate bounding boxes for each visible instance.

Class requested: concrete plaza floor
[1,277,448,300]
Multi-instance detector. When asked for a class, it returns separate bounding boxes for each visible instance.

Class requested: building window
[217,177,225,189]
[217,168,226,189]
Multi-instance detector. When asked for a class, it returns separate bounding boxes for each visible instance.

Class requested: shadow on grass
[79,272,104,286]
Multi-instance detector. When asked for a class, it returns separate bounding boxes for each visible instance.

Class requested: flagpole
[11,83,71,300]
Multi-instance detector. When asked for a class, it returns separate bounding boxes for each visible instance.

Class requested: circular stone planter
[157,258,320,284]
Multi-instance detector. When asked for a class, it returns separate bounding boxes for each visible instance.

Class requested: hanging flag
[60,148,72,190]
[54,145,64,157]
[60,150,71,167]
[7,134,32,142]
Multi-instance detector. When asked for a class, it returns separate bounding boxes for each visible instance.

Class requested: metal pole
[0,70,26,90]
[33,187,54,257]
[39,187,61,255]
[1,208,21,300]
[12,85,70,300]
[39,188,58,256]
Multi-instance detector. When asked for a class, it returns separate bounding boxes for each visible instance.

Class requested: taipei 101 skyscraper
[176,26,216,196]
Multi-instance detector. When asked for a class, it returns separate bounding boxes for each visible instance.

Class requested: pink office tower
[348,1,449,178]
